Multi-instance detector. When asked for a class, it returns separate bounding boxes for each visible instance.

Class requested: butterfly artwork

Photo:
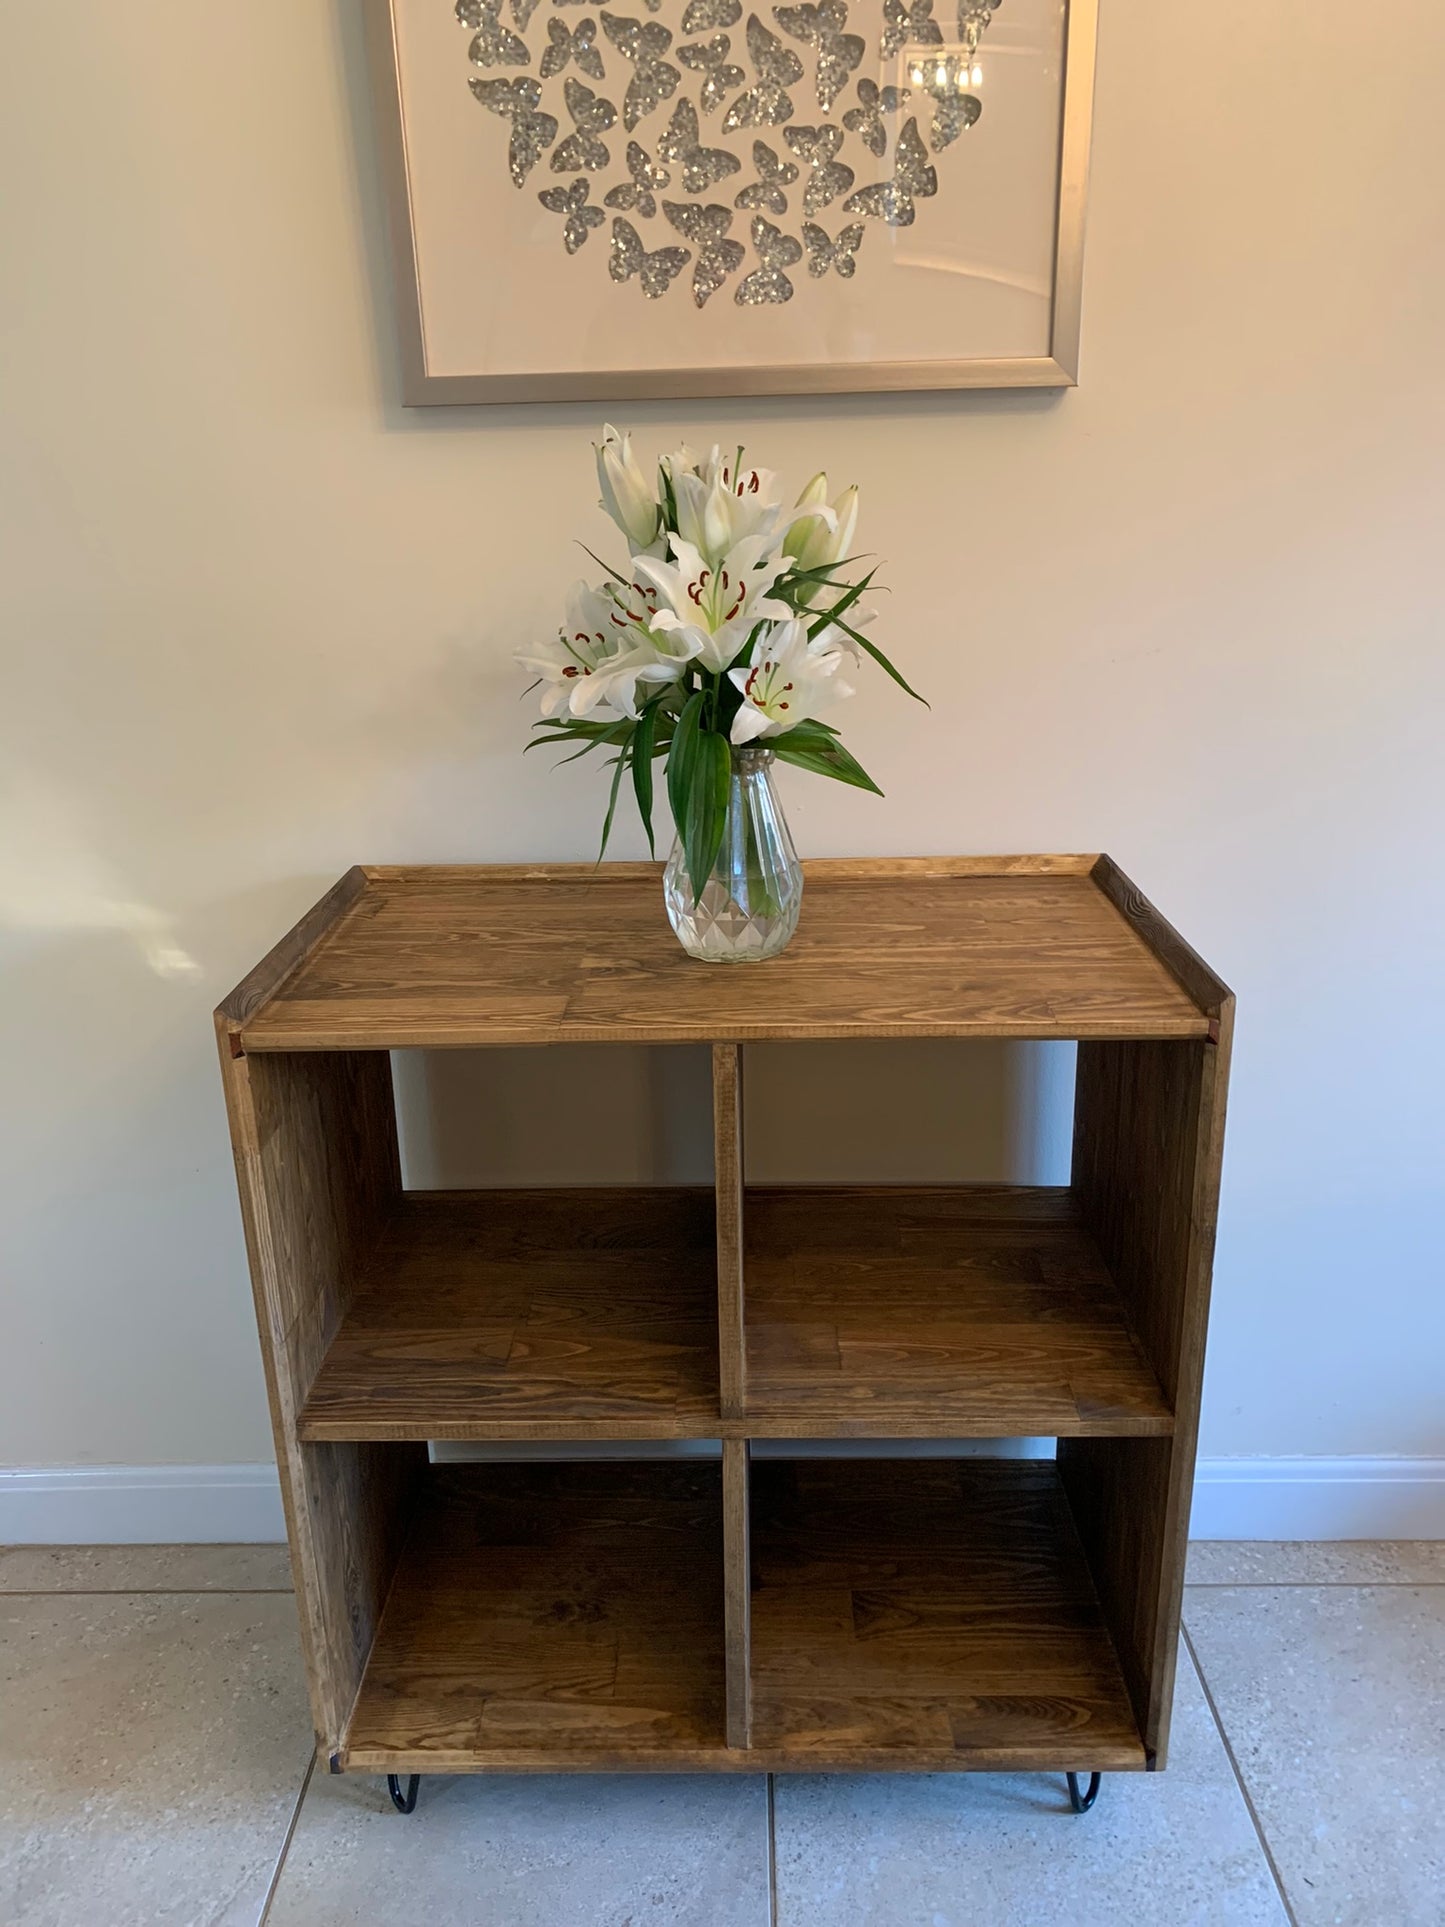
[609,215,691,296]
[601,13,682,130]
[603,141,673,218]
[511,0,544,27]
[733,140,799,213]
[721,15,804,133]
[678,34,745,116]
[930,90,981,152]
[657,97,742,193]
[878,0,942,57]
[470,76,559,187]
[681,0,742,29]
[801,216,863,277]
[663,199,747,305]
[842,113,936,225]
[457,0,531,69]
[735,214,802,303]
[841,76,908,158]
[784,122,853,215]
[551,76,617,170]
[772,0,863,114]
[538,175,607,251]
[539,14,607,79]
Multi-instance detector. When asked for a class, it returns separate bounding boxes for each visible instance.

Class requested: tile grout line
[766,1773,778,1927]
[257,1750,315,1927]
[1181,1623,1301,1927]
[1186,1579,1445,1590]
[0,1587,296,1599]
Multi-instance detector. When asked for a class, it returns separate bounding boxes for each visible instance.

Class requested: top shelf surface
[221,856,1227,1051]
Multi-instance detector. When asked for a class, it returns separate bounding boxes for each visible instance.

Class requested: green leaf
[631,701,659,857]
[806,567,875,641]
[577,543,629,586]
[659,460,678,536]
[598,738,630,862]
[773,729,884,795]
[666,689,706,844]
[684,727,731,903]
[831,616,929,707]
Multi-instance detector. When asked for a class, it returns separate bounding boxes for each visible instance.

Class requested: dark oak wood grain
[743,1187,1173,1439]
[748,1459,1145,1770]
[298,1188,719,1441]
[213,1033,424,1750]
[713,1045,746,1420]
[226,861,1212,1051]
[723,1439,752,1748]
[342,1464,726,1770]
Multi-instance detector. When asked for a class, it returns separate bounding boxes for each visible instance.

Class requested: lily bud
[595,424,661,552]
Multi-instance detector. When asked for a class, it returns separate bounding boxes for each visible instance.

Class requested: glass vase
[664,745,803,963]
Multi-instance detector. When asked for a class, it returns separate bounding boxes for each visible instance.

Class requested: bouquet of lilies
[519,426,921,901]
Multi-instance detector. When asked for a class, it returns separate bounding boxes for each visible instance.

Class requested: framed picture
[364,0,1096,403]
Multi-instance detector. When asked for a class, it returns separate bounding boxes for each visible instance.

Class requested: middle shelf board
[297,1186,1172,1444]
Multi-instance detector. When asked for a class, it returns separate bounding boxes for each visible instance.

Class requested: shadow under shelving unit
[216,856,1231,1785]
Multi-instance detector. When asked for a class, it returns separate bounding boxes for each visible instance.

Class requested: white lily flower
[596,423,662,554]
[728,617,855,743]
[517,579,683,720]
[783,478,861,601]
[631,532,795,674]
[673,468,784,568]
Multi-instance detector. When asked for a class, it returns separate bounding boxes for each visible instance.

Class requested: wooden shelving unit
[216,856,1231,1790]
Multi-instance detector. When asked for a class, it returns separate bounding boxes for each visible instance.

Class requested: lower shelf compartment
[342,1463,726,1770]
[339,1456,1145,1774]
[748,1459,1146,1770]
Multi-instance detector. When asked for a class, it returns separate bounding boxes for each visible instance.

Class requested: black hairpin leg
[387,1774,421,1814]
[1066,1772,1101,1814]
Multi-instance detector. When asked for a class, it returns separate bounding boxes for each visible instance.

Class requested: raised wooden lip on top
[216,854,1230,1054]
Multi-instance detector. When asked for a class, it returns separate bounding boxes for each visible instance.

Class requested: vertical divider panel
[722,1438,753,1749]
[712,1043,746,1420]
[215,1031,426,1756]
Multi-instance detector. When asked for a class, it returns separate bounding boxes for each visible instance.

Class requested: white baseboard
[1190,1457,1445,1540]
[0,1464,286,1545]
[3,1456,1443,1546]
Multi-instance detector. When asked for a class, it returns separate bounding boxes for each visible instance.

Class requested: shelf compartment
[743,1186,1172,1439]
[748,1458,1146,1770]
[298,1188,719,1441]
[342,1463,726,1770]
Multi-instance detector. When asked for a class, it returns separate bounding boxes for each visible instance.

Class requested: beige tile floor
[1,1541,1441,1926]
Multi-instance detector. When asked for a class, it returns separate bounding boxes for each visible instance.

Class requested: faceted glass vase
[664,745,803,963]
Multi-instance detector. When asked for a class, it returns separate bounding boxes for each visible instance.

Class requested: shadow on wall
[394,1038,1077,1188]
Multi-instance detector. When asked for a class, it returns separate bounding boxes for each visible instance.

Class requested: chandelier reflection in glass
[905,0,1003,131]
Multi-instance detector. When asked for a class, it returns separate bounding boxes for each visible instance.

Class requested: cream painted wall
[2,0,1442,1470]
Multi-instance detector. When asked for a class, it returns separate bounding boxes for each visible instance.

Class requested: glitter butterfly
[656,97,742,193]
[609,215,691,296]
[783,122,854,215]
[663,200,747,306]
[601,13,682,130]
[930,90,981,152]
[733,139,799,213]
[879,0,942,57]
[603,140,673,218]
[469,76,559,187]
[735,214,801,303]
[551,76,616,171]
[842,113,936,226]
[539,14,607,79]
[538,175,606,251]
[678,34,745,116]
[841,76,908,158]
[801,217,863,277]
[721,15,804,132]
[772,0,863,114]
[457,0,530,69]
[681,0,741,30]
[512,0,543,26]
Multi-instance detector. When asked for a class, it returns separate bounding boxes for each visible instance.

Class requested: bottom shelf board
[340,1459,1144,1774]
[748,1459,1146,1769]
